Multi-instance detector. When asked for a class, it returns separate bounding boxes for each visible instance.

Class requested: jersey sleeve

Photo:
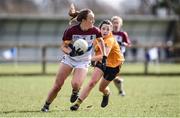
[62,28,72,41]
[122,31,131,44]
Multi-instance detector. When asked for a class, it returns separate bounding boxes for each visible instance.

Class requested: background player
[111,16,131,96]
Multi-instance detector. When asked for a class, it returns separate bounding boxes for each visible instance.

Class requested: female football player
[41,4,106,112]
[70,20,124,110]
[111,16,131,96]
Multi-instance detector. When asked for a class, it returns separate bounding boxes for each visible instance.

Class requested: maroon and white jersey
[112,31,130,53]
[62,24,101,61]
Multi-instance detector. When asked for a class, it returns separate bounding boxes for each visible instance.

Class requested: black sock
[44,102,50,108]
[72,89,79,94]
[45,102,50,105]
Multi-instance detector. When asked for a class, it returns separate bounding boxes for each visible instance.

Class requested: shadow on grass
[0,105,94,115]
[0,110,59,114]
[162,93,178,96]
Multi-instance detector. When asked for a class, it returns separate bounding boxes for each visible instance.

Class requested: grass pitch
[0,62,180,74]
[0,74,180,117]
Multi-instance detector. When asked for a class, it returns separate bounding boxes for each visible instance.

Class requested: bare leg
[79,67,103,101]
[99,78,111,108]
[41,63,72,111]
[70,67,103,110]
[70,67,88,103]
[99,79,111,95]
[71,68,88,91]
[113,76,125,96]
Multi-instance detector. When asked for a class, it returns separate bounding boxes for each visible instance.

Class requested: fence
[0,44,180,76]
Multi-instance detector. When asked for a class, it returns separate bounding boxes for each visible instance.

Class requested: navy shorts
[95,61,120,81]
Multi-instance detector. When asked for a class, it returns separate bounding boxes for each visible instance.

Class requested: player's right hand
[69,46,77,57]
[69,47,84,57]
[76,48,84,56]
[102,56,107,71]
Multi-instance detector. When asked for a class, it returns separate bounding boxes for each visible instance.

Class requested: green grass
[0,62,180,74]
[0,75,180,117]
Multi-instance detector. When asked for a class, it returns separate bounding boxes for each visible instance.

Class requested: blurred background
[0,0,179,75]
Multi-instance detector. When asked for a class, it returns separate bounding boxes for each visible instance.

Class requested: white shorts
[61,55,90,69]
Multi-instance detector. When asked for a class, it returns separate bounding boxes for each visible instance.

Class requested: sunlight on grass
[0,76,180,117]
[0,62,180,74]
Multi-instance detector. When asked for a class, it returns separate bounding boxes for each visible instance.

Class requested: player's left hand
[76,48,84,56]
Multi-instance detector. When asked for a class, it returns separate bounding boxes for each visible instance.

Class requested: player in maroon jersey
[111,16,131,96]
[41,4,106,112]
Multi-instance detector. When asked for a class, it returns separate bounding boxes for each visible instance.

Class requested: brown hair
[99,20,112,29]
[69,4,93,22]
[69,9,92,22]
[111,16,123,26]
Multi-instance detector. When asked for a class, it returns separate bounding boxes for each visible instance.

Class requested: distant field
[0,75,180,117]
[0,62,180,74]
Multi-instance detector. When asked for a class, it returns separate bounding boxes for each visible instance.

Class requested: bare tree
[0,0,38,14]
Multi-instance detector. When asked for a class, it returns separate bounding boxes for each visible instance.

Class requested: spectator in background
[130,39,138,62]
[165,21,175,59]
[111,16,131,96]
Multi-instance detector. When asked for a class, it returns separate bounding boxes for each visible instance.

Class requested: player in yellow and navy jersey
[70,20,125,110]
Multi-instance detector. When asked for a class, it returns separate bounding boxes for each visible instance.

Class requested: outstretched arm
[99,37,107,57]
[91,37,107,61]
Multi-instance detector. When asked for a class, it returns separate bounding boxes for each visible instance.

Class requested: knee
[72,81,80,90]
[89,81,97,88]
[114,78,122,84]
[99,86,104,93]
